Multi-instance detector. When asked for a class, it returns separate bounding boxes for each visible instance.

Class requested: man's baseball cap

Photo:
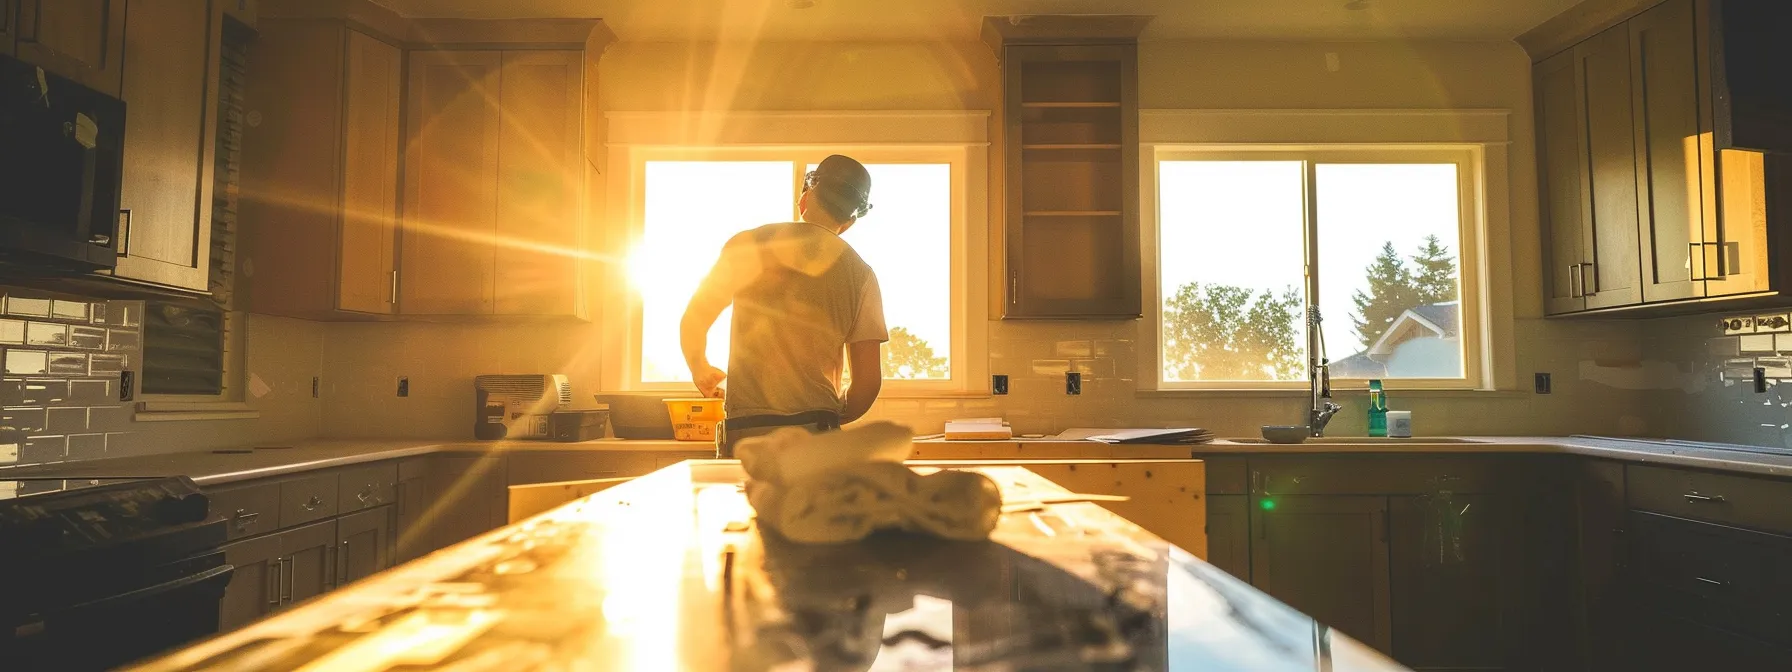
[805,154,873,220]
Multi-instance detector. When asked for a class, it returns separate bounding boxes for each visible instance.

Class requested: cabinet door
[13,0,126,96]
[1388,494,1508,670]
[1574,460,1628,672]
[1249,495,1392,653]
[401,51,503,315]
[277,520,336,609]
[112,0,219,292]
[218,533,281,632]
[494,51,584,317]
[411,456,507,553]
[1631,0,1708,303]
[395,458,433,563]
[1536,50,1589,315]
[1205,494,1250,580]
[1004,44,1141,319]
[2,0,16,56]
[337,31,402,314]
[335,506,393,588]
[1576,25,1645,310]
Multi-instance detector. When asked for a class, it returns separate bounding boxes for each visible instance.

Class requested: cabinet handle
[1682,491,1726,503]
[266,558,283,608]
[389,270,399,304]
[302,496,323,511]
[1579,262,1595,296]
[357,485,379,506]
[1009,270,1018,305]
[339,539,350,588]
[1568,264,1583,298]
[117,210,132,258]
[232,508,261,531]
[1694,576,1728,587]
[280,556,295,604]
[1689,243,1707,282]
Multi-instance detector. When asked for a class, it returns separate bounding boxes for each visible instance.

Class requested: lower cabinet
[1249,495,1392,652]
[1204,494,1249,580]
[336,507,394,587]
[216,519,340,631]
[1388,493,1510,670]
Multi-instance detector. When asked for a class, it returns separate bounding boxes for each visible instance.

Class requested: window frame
[601,144,987,397]
[1145,144,1489,391]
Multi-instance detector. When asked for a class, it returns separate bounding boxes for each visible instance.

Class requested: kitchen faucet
[1308,308,1342,437]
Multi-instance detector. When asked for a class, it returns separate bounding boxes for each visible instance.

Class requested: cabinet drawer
[209,481,282,540]
[507,453,668,485]
[1627,511,1792,646]
[337,463,399,512]
[1193,455,1247,494]
[279,473,340,527]
[1627,465,1792,534]
[1251,455,1508,495]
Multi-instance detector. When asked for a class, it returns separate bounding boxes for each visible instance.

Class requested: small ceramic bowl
[1260,425,1310,444]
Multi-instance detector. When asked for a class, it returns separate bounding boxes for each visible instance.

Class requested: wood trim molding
[260,0,412,43]
[1140,109,1512,145]
[407,18,609,49]
[1516,0,1667,62]
[981,14,1153,53]
[605,110,992,147]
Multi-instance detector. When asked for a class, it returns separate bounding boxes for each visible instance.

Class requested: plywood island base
[128,460,1404,671]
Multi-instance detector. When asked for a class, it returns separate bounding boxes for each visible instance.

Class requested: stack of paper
[944,418,1013,440]
[1063,428,1215,444]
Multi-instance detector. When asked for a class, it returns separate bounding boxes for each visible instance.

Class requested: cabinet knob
[303,496,324,511]
[232,508,261,530]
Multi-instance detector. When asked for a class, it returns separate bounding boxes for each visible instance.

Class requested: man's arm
[841,340,883,423]
[682,232,761,397]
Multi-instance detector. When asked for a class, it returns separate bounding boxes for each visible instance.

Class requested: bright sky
[1158,160,1461,373]
[631,161,951,383]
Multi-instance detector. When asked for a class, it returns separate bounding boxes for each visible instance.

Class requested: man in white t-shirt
[680,155,888,457]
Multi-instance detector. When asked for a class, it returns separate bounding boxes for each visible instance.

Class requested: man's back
[725,222,884,419]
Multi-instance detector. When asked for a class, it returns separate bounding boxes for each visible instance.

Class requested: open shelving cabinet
[987,17,1149,319]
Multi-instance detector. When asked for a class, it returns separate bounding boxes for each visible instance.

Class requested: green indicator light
[1260,499,1277,511]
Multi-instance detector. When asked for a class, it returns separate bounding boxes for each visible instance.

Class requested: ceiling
[369,0,1589,42]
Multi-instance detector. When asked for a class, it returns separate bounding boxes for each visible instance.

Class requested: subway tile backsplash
[0,289,142,468]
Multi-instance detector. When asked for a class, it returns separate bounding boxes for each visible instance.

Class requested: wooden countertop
[3,435,1790,486]
[123,461,1412,672]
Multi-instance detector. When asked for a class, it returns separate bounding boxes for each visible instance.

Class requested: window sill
[134,401,261,423]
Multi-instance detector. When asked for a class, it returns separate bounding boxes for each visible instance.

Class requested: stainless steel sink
[1225,436,1486,445]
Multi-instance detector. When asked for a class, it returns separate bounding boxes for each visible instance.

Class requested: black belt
[722,410,842,433]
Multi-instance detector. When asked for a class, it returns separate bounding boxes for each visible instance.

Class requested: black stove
[0,476,233,671]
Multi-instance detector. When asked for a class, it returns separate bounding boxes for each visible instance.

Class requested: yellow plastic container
[664,398,724,442]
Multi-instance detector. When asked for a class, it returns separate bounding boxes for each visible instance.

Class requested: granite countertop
[3,435,1790,486]
[123,461,1411,672]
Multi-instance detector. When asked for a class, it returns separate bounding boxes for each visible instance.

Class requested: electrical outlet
[119,371,135,402]
[312,377,320,398]
[1755,367,1769,394]
[1534,373,1551,395]
[992,374,1009,395]
[397,376,409,397]
[1066,371,1081,395]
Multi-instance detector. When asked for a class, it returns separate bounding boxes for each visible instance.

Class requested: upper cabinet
[111,0,222,293]
[985,16,1150,320]
[400,49,585,318]
[11,0,126,96]
[1528,0,1792,316]
[243,21,405,318]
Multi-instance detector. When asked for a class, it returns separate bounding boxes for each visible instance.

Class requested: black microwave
[0,52,125,272]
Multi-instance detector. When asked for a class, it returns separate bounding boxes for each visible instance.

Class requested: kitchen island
[124,460,1407,672]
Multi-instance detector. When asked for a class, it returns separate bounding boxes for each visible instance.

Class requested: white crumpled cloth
[734,421,1002,544]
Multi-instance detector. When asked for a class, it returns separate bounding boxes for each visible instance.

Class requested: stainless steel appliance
[473,374,572,440]
[0,53,127,273]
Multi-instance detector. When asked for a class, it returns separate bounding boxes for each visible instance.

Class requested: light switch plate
[1065,371,1081,395]
[1723,316,1756,335]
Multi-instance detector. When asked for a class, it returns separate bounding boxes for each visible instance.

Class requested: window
[1153,148,1482,389]
[619,148,972,393]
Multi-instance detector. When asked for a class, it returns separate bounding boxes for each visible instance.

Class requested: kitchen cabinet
[12,0,126,96]
[395,457,433,563]
[1535,23,1643,315]
[403,456,507,554]
[1529,0,1791,316]
[243,22,405,318]
[985,18,1148,319]
[2,0,16,56]
[401,50,585,318]
[1572,460,1627,672]
[111,0,221,293]
[217,533,281,632]
[280,519,337,608]
[1250,495,1392,653]
[1387,493,1508,670]
[1204,494,1249,580]
[335,506,393,588]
